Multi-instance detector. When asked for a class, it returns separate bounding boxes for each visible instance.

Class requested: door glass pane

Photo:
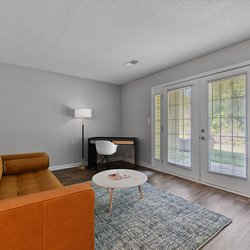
[154,94,161,160]
[208,74,247,178]
[168,87,191,167]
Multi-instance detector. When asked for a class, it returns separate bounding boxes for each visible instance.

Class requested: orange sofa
[0,152,95,250]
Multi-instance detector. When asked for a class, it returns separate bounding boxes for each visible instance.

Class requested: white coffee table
[92,169,148,212]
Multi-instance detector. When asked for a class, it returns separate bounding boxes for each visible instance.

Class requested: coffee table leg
[138,185,143,199]
[109,188,114,212]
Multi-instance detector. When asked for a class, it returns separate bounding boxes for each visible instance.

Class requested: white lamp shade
[74,108,92,118]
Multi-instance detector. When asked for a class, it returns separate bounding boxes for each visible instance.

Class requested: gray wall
[121,39,250,165]
[0,63,121,166]
[2,39,250,167]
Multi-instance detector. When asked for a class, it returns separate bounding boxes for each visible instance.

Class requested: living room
[0,1,250,250]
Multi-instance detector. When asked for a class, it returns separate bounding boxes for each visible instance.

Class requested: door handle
[199,136,207,140]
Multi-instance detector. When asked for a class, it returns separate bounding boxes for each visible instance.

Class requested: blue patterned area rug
[94,183,232,250]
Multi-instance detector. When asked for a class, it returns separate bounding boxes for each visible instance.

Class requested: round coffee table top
[92,169,147,189]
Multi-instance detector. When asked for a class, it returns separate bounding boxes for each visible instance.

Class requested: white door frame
[151,61,250,197]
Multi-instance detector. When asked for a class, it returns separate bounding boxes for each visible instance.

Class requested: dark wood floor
[53,161,250,250]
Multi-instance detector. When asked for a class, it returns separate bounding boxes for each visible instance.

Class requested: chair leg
[105,156,109,169]
[96,157,106,172]
[96,155,114,171]
[98,157,106,166]
[106,156,114,169]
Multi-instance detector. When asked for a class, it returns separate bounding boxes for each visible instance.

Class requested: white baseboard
[50,157,122,171]
[49,157,147,171]
[50,161,86,171]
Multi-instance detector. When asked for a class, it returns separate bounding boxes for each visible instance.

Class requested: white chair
[95,140,118,171]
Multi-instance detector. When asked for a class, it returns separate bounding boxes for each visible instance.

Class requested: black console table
[88,137,138,168]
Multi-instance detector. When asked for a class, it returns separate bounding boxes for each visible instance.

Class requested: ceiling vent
[123,59,139,67]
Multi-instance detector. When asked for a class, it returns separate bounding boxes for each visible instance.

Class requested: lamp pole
[74,108,92,169]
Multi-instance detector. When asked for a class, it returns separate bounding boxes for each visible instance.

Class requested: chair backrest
[95,141,118,156]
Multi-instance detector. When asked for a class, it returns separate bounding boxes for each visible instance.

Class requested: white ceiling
[0,1,250,85]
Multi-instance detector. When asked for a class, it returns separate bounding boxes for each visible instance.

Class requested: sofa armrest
[0,182,95,250]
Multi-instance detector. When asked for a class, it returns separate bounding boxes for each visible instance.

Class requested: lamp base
[78,163,86,170]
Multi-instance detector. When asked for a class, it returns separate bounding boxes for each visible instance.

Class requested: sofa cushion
[34,169,63,191]
[0,175,18,200]
[17,173,41,196]
[0,170,63,200]
[18,170,63,196]
[4,156,49,175]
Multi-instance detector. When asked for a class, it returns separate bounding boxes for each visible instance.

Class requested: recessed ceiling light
[123,59,139,67]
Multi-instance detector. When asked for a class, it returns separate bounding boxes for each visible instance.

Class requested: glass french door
[162,79,200,180]
[152,66,250,196]
[200,68,250,195]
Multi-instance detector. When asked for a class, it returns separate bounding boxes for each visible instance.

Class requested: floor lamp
[74,108,92,169]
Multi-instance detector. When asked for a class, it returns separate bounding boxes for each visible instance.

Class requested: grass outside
[177,149,245,168]
[210,149,244,167]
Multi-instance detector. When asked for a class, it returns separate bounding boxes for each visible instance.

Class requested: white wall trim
[50,161,86,171]
[50,157,151,171]
[152,60,250,91]
[50,157,123,171]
